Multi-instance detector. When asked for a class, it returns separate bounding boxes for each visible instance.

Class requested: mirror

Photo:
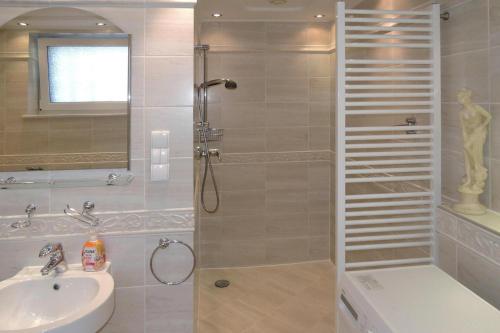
[0,8,130,172]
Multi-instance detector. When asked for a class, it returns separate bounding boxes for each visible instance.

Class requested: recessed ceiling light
[212,13,223,18]
[314,14,326,19]
[96,22,107,26]
[17,22,29,27]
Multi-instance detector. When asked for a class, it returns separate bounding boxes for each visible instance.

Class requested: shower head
[200,78,237,90]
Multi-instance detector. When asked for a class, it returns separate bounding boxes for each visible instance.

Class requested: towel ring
[149,238,196,286]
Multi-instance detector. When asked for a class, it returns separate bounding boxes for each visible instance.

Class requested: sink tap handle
[83,201,95,213]
[39,243,63,258]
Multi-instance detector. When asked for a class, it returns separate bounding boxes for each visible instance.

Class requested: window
[36,35,129,115]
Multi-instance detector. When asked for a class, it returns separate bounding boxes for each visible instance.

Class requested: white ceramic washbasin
[0,263,114,333]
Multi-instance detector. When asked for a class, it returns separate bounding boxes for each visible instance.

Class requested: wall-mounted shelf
[0,172,134,189]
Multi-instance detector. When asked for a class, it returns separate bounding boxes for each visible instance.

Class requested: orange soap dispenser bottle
[82,233,106,272]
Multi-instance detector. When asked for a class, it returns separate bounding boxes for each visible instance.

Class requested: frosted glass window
[47,46,128,103]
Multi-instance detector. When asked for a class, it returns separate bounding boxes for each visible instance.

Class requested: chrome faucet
[39,243,67,276]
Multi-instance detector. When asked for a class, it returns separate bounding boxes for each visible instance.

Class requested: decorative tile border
[437,208,500,266]
[215,151,331,164]
[0,152,127,165]
[0,208,194,240]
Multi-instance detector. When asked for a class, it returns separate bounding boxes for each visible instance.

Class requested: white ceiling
[196,0,364,22]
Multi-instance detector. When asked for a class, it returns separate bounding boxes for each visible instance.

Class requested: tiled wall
[0,1,196,333]
[436,208,500,309]
[440,0,500,211]
[196,21,333,268]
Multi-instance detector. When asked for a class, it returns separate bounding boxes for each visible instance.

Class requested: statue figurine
[453,88,491,215]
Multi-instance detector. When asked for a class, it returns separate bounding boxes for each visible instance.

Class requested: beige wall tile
[267,78,309,102]
[490,158,500,211]
[309,212,330,236]
[309,127,330,150]
[267,23,308,46]
[145,157,193,210]
[265,213,309,238]
[309,102,330,126]
[131,107,145,160]
[266,54,308,78]
[223,128,266,153]
[266,189,308,214]
[441,0,488,56]
[489,47,500,104]
[100,287,145,333]
[266,162,308,190]
[457,244,500,309]
[308,54,331,78]
[224,214,264,241]
[307,23,331,46]
[309,236,330,260]
[266,238,309,264]
[219,240,268,266]
[220,190,266,216]
[310,78,331,102]
[5,130,49,155]
[218,163,266,191]
[266,127,309,152]
[436,232,457,278]
[266,103,309,127]
[490,0,500,46]
[219,53,266,77]
[442,49,489,103]
[145,57,193,107]
[131,56,145,107]
[220,102,266,128]
[103,235,145,288]
[145,284,193,333]
[145,8,193,56]
[308,161,330,191]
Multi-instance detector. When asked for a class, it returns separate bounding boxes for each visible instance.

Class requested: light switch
[151,131,170,149]
[151,164,169,182]
[150,131,170,181]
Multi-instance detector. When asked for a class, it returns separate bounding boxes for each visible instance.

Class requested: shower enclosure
[193,1,442,331]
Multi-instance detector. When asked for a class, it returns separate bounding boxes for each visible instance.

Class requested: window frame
[35,33,130,116]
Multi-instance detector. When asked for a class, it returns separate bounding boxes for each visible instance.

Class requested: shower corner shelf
[195,127,224,142]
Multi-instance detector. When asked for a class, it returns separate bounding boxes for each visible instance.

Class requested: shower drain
[214,280,230,288]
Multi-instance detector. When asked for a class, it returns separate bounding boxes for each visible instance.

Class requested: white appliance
[338,265,500,333]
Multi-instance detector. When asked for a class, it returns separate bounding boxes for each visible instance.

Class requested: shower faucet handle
[208,149,222,161]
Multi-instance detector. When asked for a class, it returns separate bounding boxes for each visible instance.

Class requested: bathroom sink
[0,263,114,333]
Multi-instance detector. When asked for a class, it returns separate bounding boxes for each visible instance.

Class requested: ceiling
[196,0,365,22]
[1,8,120,32]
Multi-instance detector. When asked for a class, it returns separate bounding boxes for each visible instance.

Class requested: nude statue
[453,89,491,215]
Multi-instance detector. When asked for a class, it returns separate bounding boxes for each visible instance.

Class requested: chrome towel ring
[149,238,196,286]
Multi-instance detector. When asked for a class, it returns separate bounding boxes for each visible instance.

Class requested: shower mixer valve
[208,149,222,161]
[194,146,222,161]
